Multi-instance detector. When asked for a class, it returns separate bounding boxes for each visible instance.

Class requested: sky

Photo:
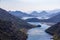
[0,0,60,12]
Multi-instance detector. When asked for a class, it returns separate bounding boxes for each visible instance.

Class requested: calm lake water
[27,22,53,40]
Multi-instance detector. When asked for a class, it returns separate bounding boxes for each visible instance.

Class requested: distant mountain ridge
[0,8,36,30]
[9,9,60,20]
[43,12,60,23]
[9,11,35,18]
[47,12,60,23]
[30,11,48,17]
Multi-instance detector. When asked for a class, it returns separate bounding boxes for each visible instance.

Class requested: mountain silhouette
[9,11,34,18]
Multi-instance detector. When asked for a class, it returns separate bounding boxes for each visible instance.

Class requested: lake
[22,17,49,20]
[27,22,53,40]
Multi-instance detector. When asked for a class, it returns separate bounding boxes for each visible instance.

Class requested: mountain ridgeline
[46,12,60,23]
[31,11,48,17]
[9,11,35,18]
[0,8,60,40]
[9,9,60,20]
[0,8,36,40]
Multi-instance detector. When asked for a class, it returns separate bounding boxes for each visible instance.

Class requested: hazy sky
[0,0,60,12]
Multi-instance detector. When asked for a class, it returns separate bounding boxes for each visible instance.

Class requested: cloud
[0,0,60,12]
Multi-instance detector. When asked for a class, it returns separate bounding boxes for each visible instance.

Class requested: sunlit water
[27,22,53,40]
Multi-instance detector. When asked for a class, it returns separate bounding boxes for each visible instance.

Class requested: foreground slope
[0,8,35,30]
[0,19,27,40]
[45,22,60,40]
[0,8,35,40]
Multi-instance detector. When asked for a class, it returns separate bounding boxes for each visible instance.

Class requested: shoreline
[40,22,56,26]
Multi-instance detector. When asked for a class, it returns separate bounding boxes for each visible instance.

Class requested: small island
[37,25,41,27]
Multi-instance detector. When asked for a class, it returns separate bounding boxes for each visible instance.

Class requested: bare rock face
[45,22,60,40]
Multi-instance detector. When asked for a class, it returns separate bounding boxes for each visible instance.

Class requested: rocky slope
[45,22,60,40]
[0,19,27,40]
[0,8,35,30]
[0,8,35,40]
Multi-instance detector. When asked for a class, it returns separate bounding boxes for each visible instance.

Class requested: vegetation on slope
[45,22,60,40]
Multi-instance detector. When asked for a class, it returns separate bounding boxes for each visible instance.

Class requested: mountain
[48,9,60,14]
[0,19,27,40]
[30,9,60,18]
[39,11,48,17]
[47,13,58,18]
[9,11,34,18]
[47,9,60,18]
[0,8,36,40]
[25,18,40,22]
[45,12,60,23]
[45,9,60,18]
[0,8,35,29]
[31,11,48,17]
[39,12,60,23]
[45,22,60,40]
[30,11,39,17]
